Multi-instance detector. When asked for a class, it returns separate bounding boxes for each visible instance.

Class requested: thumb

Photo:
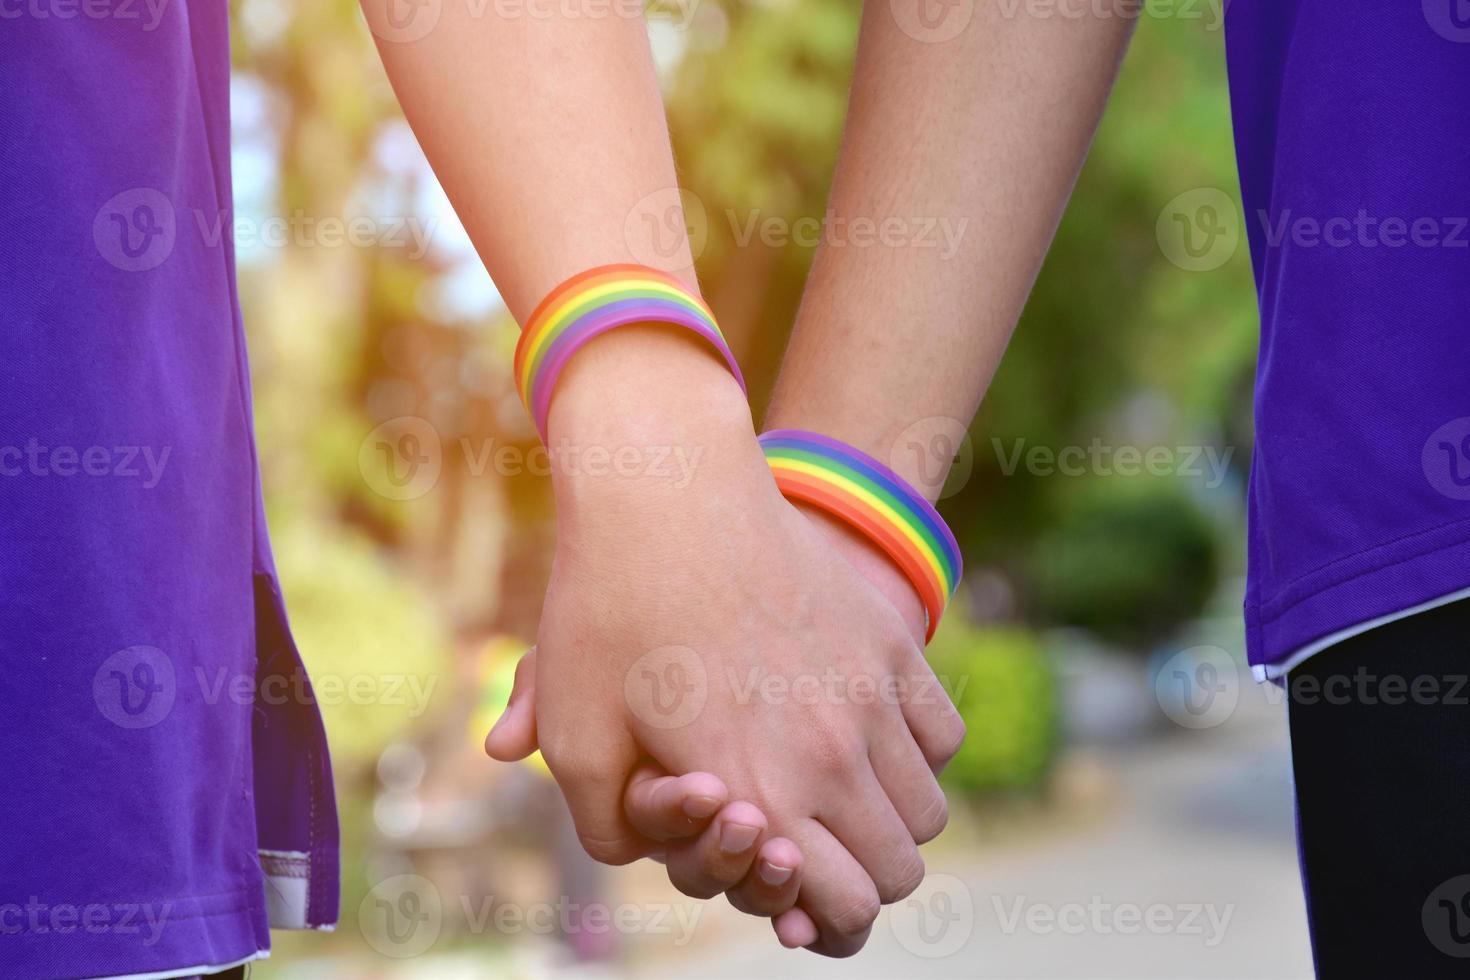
[485,645,539,761]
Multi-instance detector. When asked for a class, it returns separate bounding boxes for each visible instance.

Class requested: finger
[536,655,644,866]
[727,835,803,918]
[819,767,925,904]
[623,765,729,841]
[485,646,539,762]
[544,738,646,865]
[773,907,819,949]
[868,720,949,845]
[896,649,967,774]
[664,801,768,900]
[783,819,879,958]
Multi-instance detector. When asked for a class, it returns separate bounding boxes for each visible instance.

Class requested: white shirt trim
[1253,583,1470,683]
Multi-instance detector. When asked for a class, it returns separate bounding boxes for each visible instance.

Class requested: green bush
[1027,477,1220,648]
[926,618,1058,798]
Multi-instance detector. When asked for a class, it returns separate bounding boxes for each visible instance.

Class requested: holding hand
[488,326,964,956]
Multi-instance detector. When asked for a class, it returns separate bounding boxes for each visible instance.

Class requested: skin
[363,1,952,949]
[367,0,1137,958]
[763,2,1136,945]
[528,332,959,955]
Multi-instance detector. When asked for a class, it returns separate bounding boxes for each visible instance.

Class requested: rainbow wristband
[514,264,746,440]
[760,429,962,643]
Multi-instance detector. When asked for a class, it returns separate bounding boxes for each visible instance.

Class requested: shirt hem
[1247,526,1470,680]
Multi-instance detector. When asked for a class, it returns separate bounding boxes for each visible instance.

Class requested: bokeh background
[231,0,1313,975]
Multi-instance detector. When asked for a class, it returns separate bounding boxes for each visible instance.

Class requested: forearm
[362,0,695,318]
[765,0,1135,497]
[365,2,751,455]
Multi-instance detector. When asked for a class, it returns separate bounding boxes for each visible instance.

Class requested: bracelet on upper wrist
[514,263,746,442]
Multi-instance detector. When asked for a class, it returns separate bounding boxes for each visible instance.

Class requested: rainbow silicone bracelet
[514,264,746,440]
[760,429,962,642]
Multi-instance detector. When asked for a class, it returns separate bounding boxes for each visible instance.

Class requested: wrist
[793,502,928,646]
[544,325,762,506]
[764,402,959,504]
[757,428,962,643]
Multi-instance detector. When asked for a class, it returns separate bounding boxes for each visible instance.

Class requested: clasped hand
[485,331,966,956]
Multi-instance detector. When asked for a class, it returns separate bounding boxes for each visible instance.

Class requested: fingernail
[681,795,721,820]
[759,861,794,887]
[719,822,760,854]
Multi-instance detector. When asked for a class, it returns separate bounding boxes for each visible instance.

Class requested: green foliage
[927,619,1059,797]
[270,513,454,773]
[1027,477,1220,648]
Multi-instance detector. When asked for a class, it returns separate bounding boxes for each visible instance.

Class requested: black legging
[1288,596,1470,977]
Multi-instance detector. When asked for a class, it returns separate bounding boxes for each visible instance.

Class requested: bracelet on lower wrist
[759,428,963,642]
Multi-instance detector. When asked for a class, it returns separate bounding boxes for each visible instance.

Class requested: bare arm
[363,3,947,955]
[361,0,695,312]
[767,0,1137,497]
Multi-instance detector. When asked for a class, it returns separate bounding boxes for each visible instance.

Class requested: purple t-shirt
[1226,0,1470,678]
[0,3,338,977]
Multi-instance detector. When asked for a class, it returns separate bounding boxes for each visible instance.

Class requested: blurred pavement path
[636,684,1313,980]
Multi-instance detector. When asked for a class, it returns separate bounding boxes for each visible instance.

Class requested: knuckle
[827,893,881,937]
[932,715,967,768]
[672,877,722,901]
[726,890,760,916]
[875,849,926,904]
[912,789,950,845]
[576,832,639,867]
[668,864,725,901]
